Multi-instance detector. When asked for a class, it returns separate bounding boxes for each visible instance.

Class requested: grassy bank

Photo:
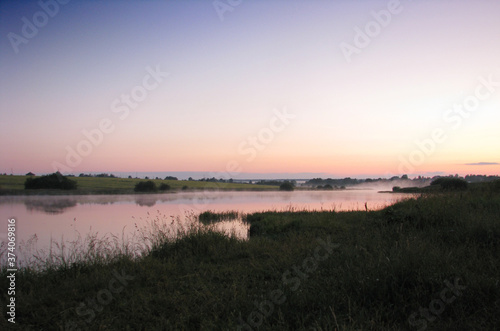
[0,175,278,195]
[1,183,499,330]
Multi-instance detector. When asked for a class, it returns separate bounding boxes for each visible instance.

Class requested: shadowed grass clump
[1,183,499,330]
[198,210,240,224]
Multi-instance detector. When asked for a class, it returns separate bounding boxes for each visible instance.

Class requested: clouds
[465,162,499,166]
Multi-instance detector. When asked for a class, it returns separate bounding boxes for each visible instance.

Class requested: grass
[0,175,278,195]
[1,182,499,330]
[198,210,241,224]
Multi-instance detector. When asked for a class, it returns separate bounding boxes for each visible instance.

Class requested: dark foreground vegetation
[1,181,499,330]
[393,177,472,193]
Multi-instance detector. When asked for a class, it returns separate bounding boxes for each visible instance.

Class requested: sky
[1,0,499,179]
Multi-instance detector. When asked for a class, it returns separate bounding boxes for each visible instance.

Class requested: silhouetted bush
[25,172,77,190]
[392,186,401,192]
[431,177,468,190]
[159,183,171,191]
[279,182,294,191]
[134,181,158,192]
[164,176,178,180]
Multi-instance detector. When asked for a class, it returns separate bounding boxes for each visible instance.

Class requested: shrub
[279,182,294,191]
[134,181,158,192]
[392,186,401,192]
[24,172,77,190]
[159,183,170,191]
[164,176,178,180]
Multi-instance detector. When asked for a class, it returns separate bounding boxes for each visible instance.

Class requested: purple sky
[1,0,499,178]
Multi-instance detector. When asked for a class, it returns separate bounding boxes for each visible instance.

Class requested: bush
[159,183,170,191]
[279,182,294,191]
[134,181,158,192]
[24,172,77,190]
[164,176,178,180]
[392,186,401,192]
[431,177,468,190]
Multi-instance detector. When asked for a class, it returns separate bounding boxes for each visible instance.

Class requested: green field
[0,175,278,195]
[1,181,499,329]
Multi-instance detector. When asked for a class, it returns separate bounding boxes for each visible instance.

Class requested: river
[0,190,411,267]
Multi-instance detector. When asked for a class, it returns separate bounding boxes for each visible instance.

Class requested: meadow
[0,181,499,330]
[0,175,278,195]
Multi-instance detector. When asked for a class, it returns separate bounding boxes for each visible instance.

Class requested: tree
[134,181,157,192]
[159,183,171,191]
[279,182,294,191]
[25,172,77,190]
[164,176,178,180]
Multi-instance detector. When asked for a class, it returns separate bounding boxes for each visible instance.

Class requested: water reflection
[135,196,158,207]
[24,198,77,214]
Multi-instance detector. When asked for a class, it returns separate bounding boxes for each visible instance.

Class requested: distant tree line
[197,177,234,183]
[464,174,500,183]
[79,173,117,178]
[430,177,468,190]
[306,175,434,188]
[257,180,297,186]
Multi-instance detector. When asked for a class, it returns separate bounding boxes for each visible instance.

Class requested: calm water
[0,190,410,266]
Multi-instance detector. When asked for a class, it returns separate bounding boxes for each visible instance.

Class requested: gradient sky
[1,0,499,178]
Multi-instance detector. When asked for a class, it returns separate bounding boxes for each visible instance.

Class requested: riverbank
[1,182,499,330]
[0,175,278,195]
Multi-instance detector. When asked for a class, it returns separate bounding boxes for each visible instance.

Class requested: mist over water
[352,179,432,192]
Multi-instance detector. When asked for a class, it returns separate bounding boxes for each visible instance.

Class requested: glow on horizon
[1,0,499,178]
